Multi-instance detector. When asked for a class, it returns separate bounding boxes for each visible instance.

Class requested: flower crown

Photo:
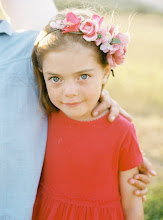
[49,12,130,69]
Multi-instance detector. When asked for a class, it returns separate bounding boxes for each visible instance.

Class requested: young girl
[32,9,144,219]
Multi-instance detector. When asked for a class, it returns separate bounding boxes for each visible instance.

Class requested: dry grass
[105,13,163,114]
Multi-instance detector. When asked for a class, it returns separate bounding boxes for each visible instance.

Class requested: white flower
[105,32,112,43]
[100,42,113,53]
[49,20,65,29]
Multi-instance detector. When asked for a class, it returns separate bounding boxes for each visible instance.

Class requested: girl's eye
[80,74,89,80]
[51,76,60,83]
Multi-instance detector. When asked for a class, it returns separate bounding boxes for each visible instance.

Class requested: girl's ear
[102,65,111,84]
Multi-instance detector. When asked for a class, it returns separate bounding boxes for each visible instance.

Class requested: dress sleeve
[119,123,143,171]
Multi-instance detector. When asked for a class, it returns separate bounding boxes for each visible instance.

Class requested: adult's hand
[128,157,157,202]
[92,89,132,122]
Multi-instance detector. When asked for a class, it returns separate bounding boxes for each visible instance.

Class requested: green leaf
[97,33,102,39]
[111,37,121,44]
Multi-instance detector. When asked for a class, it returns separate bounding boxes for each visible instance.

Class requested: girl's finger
[119,107,132,122]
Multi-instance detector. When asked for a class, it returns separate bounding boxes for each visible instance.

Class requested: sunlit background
[0,0,163,218]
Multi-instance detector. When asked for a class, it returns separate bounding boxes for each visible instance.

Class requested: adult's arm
[0,0,58,30]
[92,89,132,122]
[92,90,156,201]
[128,157,157,202]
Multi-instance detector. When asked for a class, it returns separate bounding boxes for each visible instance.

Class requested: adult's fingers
[92,90,112,117]
[119,107,132,122]
[92,101,111,117]
[107,99,120,122]
[142,195,146,202]
[134,187,148,197]
[92,99,119,122]
[128,178,147,190]
[133,173,152,185]
[138,157,157,176]
[92,90,132,123]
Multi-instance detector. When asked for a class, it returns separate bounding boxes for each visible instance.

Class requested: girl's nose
[63,83,78,97]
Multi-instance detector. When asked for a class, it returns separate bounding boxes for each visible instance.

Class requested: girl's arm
[120,167,144,220]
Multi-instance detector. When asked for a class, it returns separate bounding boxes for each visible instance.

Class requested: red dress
[32,111,143,220]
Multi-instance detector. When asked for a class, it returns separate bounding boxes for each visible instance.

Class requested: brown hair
[32,8,108,114]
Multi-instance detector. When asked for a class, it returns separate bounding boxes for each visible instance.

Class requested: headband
[49,12,130,69]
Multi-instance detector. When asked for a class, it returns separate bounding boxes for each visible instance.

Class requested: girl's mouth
[64,102,82,107]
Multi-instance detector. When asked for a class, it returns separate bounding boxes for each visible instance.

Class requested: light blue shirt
[0,20,48,219]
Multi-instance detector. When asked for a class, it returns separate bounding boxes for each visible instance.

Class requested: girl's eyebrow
[75,69,94,74]
[45,69,95,76]
[45,72,60,76]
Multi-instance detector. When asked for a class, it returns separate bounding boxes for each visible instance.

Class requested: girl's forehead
[45,44,94,59]
[43,47,102,72]
[44,41,97,60]
[43,52,103,77]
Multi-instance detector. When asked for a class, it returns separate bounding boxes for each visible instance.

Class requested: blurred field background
[1,0,163,218]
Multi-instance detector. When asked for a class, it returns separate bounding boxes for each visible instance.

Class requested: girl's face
[42,44,110,121]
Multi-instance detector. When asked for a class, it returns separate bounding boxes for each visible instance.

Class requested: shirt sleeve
[119,123,143,171]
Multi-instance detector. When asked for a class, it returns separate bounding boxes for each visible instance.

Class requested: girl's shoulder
[114,114,133,127]
[110,114,136,136]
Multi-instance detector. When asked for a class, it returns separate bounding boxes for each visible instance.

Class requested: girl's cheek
[53,87,63,100]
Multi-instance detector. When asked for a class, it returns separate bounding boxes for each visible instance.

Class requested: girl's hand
[128,157,157,202]
[92,89,132,122]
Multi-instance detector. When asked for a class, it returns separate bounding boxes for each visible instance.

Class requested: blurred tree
[144,184,163,220]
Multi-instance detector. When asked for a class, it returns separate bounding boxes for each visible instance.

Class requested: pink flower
[107,33,130,68]
[96,28,113,46]
[92,15,104,29]
[80,19,99,41]
[95,28,106,46]
[109,25,119,37]
[107,46,127,68]
[109,32,129,56]
[115,32,130,47]
[106,54,117,68]
[62,12,82,33]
